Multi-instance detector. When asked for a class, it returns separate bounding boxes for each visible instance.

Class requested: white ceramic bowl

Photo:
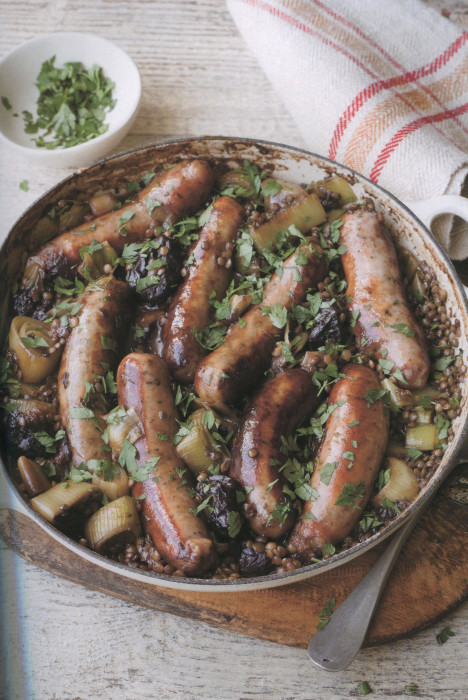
[0,33,141,168]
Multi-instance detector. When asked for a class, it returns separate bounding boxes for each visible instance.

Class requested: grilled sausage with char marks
[289,363,389,561]
[117,353,217,576]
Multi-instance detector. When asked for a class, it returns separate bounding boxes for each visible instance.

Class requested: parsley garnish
[390,323,415,337]
[21,56,116,149]
[317,598,336,630]
[357,681,372,695]
[262,302,288,329]
[334,482,366,508]
[436,626,455,645]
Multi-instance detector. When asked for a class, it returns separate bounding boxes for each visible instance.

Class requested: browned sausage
[340,209,429,388]
[162,196,244,383]
[289,364,389,561]
[23,159,214,280]
[230,369,320,539]
[117,353,216,576]
[195,242,327,409]
[58,275,130,466]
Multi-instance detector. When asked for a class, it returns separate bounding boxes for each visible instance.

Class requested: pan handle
[405,195,468,296]
[405,194,468,228]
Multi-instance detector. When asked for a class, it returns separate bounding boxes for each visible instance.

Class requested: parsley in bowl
[0,33,141,168]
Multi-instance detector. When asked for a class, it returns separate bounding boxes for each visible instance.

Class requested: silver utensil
[308,445,468,671]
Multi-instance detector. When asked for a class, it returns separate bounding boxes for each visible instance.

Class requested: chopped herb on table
[19,180,29,192]
[21,56,116,149]
[436,625,455,645]
[317,598,336,630]
[357,681,372,695]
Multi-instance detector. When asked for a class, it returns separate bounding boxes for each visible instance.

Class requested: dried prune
[4,409,53,459]
[195,474,244,541]
[308,307,342,348]
[125,235,181,306]
[239,542,274,576]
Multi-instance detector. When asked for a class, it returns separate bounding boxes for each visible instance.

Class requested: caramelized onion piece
[89,192,118,217]
[250,192,326,251]
[84,495,142,553]
[176,409,223,473]
[373,457,419,506]
[78,241,118,281]
[18,456,51,497]
[9,316,62,383]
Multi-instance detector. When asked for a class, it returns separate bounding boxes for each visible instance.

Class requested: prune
[238,542,274,576]
[195,475,244,541]
[125,235,181,306]
[53,434,71,480]
[11,288,52,321]
[4,409,53,459]
[308,307,342,348]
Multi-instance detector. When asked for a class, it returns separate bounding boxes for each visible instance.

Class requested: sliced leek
[79,241,118,281]
[309,174,357,207]
[92,466,130,501]
[217,170,255,197]
[385,441,411,459]
[412,385,442,406]
[381,378,414,408]
[30,481,99,525]
[18,456,51,497]
[399,247,419,282]
[105,406,144,460]
[411,272,426,302]
[414,406,433,425]
[405,425,438,451]
[176,409,220,473]
[9,316,62,383]
[89,192,118,217]
[84,495,142,553]
[59,202,87,232]
[373,457,419,507]
[250,192,326,252]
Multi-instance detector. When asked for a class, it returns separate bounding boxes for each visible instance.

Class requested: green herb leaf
[262,301,288,329]
[320,462,338,485]
[227,511,242,538]
[20,335,48,349]
[334,481,366,508]
[322,543,335,556]
[145,197,162,215]
[357,681,372,695]
[2,96,12,111]
[19,180,29,192]
[262,179,282,197]
[69,406,95,419]
[317,598,336,630]
[100,335,117,352]
[436,625,455,645]
[390,323,415,337]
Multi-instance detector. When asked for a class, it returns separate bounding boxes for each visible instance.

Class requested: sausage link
[162,196,244,382]
[289,364,389,560]
[230,369,320,539]
[117,353,216,576]
[195,242,327,409]
[58,276,130,466]
[23,159,214,279]
[340,209,429,388]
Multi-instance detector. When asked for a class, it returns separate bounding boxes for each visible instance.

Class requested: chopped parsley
[21,56,116,149]
[317,598,336,631]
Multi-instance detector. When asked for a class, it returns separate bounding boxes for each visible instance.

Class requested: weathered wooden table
[1,1,466,698]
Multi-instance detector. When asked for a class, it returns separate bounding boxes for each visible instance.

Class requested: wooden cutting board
[1,463,467,649]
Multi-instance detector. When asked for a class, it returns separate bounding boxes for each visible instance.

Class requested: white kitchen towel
[227,0,468,259]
